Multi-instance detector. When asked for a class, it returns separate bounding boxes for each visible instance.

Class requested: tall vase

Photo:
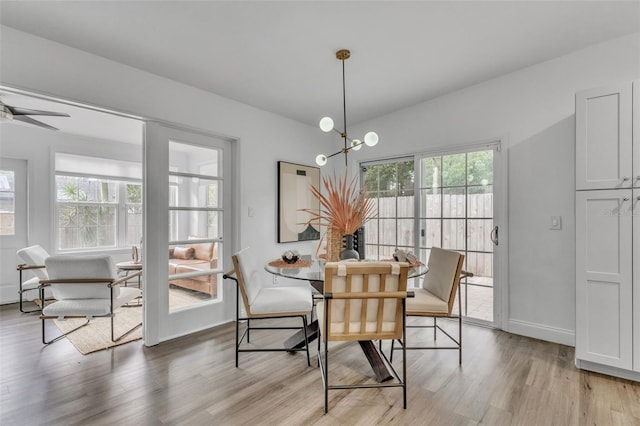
[340,234,360,260]
[326,228,342,262]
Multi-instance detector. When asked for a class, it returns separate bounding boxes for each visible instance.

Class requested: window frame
[54,172,142,253]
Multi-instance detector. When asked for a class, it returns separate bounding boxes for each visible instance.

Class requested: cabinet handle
[623,196,630,201]
[622,176,630,181]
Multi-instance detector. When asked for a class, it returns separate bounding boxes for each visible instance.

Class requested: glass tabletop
[264,259,428,283]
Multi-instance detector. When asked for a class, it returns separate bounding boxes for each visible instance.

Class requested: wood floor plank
[1,302,638,425]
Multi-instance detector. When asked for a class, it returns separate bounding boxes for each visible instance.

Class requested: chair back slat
[323,261,409,342]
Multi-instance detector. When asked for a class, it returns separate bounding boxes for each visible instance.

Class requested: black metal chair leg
[42,318,90,345]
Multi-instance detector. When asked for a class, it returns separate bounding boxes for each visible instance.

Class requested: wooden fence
[365,194,493,277]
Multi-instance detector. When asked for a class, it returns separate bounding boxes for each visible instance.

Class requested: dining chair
[39,255,142,344]
[391,247,469,364]
[318,261,410,413]
[223,247,313,368]
[16,245,50,313]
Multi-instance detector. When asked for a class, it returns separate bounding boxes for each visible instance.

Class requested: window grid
[55,175,142,251]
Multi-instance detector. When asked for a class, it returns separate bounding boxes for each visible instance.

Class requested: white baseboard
[506,318,575,346]
[575,359,640,382]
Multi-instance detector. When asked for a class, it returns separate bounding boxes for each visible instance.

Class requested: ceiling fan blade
[13,114,60,131]
[8,106,70,117]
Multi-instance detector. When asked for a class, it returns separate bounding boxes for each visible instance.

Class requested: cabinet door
[634,189,640,372]
[576,190,633,369]
[633,81,640,189]
[576,83,633,190]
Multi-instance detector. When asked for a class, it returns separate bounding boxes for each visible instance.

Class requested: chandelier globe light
[316,49,379,167]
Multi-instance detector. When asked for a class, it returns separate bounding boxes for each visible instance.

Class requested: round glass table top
[264,258,428,282]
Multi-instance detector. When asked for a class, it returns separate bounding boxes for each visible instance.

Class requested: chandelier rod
[315,48,378,168]
[341,56,348,167]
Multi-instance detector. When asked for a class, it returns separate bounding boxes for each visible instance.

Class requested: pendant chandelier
[315,49,379,167]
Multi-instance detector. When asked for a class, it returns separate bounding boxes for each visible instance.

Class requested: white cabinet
[635,189,640,372]
[575,190,633,369]
[575,82,634,190]
[575,81,639,380]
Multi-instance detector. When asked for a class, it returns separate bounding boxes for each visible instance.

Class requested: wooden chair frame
[391,252,472,365]
[318,262,410,413]
[38,270,142,345]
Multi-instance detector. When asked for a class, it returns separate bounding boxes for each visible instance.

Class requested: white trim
[55,152,142,180]
[416,139,501,159]
[575,359,640,382]
[495,136,509,330]
[507,318,575,346]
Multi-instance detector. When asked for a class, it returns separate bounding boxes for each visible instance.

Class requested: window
[361,158,415,260]
[55,153,142,251]
[0,170,15,235]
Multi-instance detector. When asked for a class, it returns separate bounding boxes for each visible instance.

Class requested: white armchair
[16,245,50,313]
[40,255,142,345]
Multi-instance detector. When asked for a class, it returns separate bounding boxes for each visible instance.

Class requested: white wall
[350,32,640,345]
[0,26,326,306]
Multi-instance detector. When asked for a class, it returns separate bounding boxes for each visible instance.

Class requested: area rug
[53,305,142,354]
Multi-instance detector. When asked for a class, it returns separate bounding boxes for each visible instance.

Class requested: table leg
[284,320,319,349]
[358,341,394,382]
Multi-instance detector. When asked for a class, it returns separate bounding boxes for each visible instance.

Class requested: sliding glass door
[361,143,501,325]
[418,148,496,323]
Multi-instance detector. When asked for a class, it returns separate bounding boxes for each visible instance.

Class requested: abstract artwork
[277,161,320,243]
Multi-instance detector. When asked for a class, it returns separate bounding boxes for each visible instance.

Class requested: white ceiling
[0,90,144,144]
[1,1,639,138]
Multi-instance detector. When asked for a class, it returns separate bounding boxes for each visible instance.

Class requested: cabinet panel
[576,190,633,369]
[634,189,639,372]
[634,81,640,189]
[576,83,632,190]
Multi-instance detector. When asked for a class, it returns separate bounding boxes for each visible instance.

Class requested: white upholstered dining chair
[391,247,469,364]
[224,247,313,367]
[39,255,142,344]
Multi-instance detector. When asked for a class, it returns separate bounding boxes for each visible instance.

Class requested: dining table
[264,258,428,382]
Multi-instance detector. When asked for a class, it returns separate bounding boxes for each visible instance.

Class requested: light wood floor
[1,303,638,425]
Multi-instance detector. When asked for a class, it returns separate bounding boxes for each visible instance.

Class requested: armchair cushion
[406,288,449,314]
[17,245,50,280]
[422,247,463,301]
[235,247,263,306]
[250,286,312,315]
[45,255,119,300]
[42,287,140,317]
[22,276,40,291]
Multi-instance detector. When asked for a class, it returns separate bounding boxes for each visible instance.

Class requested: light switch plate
[550,215,562,230]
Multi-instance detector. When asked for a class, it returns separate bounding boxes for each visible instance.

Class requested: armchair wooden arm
[39,270,142,288]
[17,263,46,271]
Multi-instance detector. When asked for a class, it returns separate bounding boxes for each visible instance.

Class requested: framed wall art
[277,161,321,243]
